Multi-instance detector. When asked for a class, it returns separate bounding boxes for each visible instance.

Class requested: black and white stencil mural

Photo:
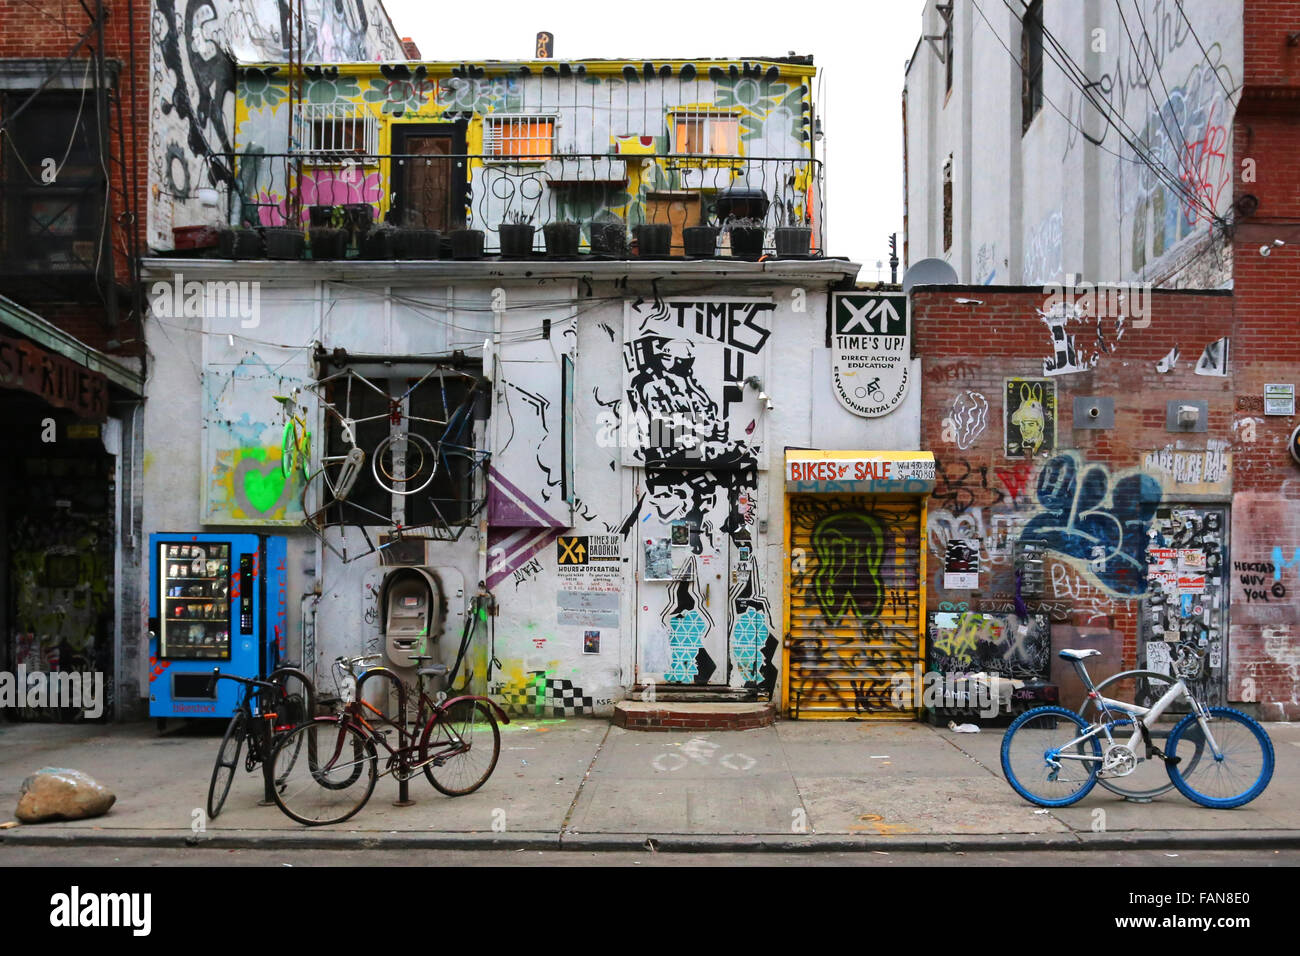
[149,0,404,247]
[624,299,776,690]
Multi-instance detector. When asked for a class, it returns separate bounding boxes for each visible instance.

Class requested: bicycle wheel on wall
[270,719,377,826]
[207,709,248,820]
[420,700,501,796]
[1001,706,1102,807]
[1165,708,1275,809]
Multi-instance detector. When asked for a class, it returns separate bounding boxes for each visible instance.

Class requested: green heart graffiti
[233,451,296,518]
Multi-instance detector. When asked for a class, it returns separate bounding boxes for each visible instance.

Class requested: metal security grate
[785,496,923,719]
[483,115,555,159]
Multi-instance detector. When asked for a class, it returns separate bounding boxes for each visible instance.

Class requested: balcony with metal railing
[214,150,825,260]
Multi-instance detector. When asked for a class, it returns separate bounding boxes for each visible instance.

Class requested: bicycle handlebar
[206,668,282,696]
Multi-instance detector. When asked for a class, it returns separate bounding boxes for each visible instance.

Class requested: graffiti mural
[661,559,716,684]
[927,611,1050,679]
[201,358,311,524]
[728,559,777,693]
[1021,453,1162,597]
[787,497,922,718]
[150,0,404,247]
[943,390,989,450]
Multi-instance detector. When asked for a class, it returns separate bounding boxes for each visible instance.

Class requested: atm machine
[381,567,444,667]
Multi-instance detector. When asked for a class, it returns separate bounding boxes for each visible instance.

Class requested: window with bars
[483,116,555,159]
[1021,0,1044,134]
[672,113,740,156]
[304,104,378,156]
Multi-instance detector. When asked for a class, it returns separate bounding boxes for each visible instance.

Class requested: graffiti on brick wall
[941,391,989,450]
[927,611,1050,678]
[1142,440,1230,490]
[1021,453,1162,596]
[1039,301,1126,377]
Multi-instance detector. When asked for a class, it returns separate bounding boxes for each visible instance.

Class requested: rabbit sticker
[1005,378,1056,458]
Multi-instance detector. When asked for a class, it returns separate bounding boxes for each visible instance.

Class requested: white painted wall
[904,0,1241,288]
[141,261,931,714]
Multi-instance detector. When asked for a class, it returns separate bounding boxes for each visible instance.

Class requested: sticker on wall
[829,292,911,417]
[943,538,981,590]
[1004,378,1057,458]
[583,630,601,654]
[643,538,672,580]
[556,535,621,627]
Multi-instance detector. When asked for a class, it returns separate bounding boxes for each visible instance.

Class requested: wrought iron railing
[216,151,825,258]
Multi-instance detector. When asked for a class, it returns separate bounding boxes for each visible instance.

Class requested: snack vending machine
[148,533,287,720]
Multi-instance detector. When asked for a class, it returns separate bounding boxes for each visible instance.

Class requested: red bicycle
[268,654,508,826]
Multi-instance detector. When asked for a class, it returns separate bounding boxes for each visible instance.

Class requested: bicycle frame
[317,662,508,782]
[1048,672,1222,772]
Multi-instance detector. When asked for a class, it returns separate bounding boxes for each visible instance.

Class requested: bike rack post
[356,665,416,807]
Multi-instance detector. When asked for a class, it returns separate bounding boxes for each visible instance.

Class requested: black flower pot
[728,225,765,258]
[683,226,718,258]
[219,227,263,259]
[405,229,441,259]
[589,222,628,257]
[309,227,348,260]
[362,229,395,259]
[450,229,485,260]
[774,226,812,258]
[543,222,580,258]
[635,224,672,257]
[308,205,336,227]
[264,227,305,260]
[498,223,536,258]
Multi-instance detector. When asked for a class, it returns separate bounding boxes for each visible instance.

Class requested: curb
[4,827,1299,853]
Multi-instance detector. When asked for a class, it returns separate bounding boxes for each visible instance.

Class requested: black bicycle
[206,666,315,820]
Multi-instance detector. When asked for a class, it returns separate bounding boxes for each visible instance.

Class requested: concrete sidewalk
[1,718,1297,852]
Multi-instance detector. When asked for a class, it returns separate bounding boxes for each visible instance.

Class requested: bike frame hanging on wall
[296,349,491,563]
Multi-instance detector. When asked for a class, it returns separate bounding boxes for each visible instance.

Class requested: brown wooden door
[390,123,466,229]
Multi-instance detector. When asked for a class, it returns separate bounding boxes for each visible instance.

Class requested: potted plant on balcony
[683,214,719,259]
[309,205,349,260]
[774,202,813,258]
[543,220,581,258]
[264,224,305,260]
[634,222,672,258]
[362,220,396,259]
[726,217,766,259]
[218,226,263,259]
[589,219,628,257]
[342,203,375,252]
[449,225,485,260]
[498,211,536,258]
[401,226,441,259]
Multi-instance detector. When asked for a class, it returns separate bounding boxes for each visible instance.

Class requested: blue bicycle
[1001,647,1274,809]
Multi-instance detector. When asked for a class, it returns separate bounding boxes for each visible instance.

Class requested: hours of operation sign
[830,292,911,418]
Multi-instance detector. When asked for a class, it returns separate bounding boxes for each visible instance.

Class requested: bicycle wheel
[269,719,377,826]
[420,700,501,796]
[371,432,437,496]
[207,709,248,820]
[1090,670,1201,800]
[1001,705,1102,807]
[1165,707,1275,809]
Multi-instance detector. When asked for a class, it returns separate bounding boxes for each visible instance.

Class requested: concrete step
[614,700,777,731]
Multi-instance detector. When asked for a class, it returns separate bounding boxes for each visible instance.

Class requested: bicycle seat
[418,664,448,677]
[1059,649,1101,661]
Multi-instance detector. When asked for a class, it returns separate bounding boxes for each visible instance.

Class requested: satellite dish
[901,257,959,294]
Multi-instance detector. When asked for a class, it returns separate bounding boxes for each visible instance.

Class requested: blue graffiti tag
[1021,453,1161,596]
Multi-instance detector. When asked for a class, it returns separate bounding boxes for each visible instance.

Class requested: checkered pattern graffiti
[494,672,595,717]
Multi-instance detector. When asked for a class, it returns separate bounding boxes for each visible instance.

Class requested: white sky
[383,0,930,278]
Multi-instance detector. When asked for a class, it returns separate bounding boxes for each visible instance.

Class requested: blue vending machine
[148,533,288,720]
